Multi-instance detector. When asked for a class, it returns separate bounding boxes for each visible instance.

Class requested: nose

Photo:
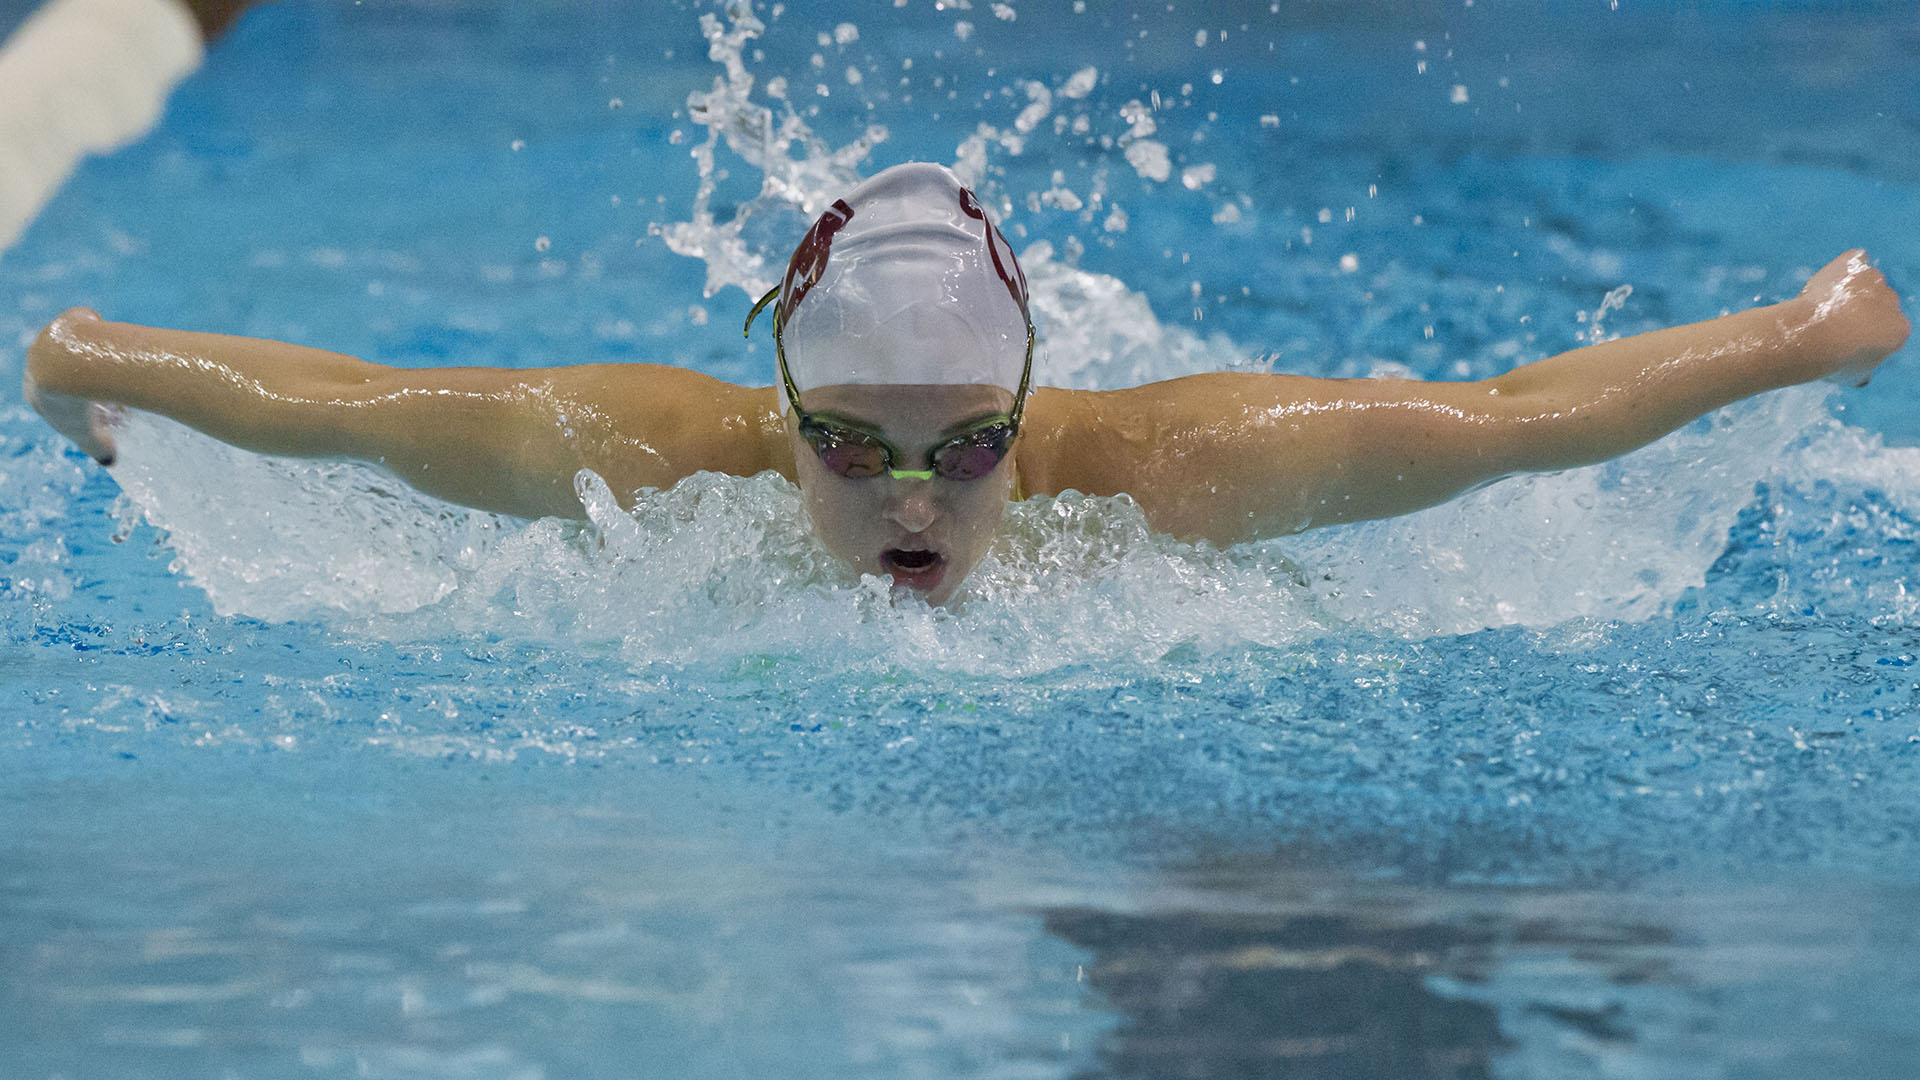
[884,476,938,534]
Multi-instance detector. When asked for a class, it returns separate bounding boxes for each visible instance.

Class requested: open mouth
[880,548,947,591]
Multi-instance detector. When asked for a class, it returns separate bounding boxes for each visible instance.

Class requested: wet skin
[786,383,1018,604]
[24,252,1910,603]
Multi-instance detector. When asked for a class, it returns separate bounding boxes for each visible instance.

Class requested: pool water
[4,1,1919,1076]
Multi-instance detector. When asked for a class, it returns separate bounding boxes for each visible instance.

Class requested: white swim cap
[765,162,1032,406]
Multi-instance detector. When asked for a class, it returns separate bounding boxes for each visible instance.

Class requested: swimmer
[23,162,1911,603]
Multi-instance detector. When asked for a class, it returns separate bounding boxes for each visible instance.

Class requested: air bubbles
[1124,140,1171,181]
[1059,66,1098,99]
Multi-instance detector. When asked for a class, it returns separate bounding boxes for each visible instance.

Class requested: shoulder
[536,364,792,484]
[1015,374,1305,499]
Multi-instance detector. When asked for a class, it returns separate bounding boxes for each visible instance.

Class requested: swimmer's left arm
[1030,250,1908,544]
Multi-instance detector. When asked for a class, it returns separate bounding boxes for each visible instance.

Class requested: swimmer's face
[788,383,1019,605]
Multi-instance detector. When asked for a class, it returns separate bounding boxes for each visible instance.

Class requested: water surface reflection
[1030,858,1772,1080]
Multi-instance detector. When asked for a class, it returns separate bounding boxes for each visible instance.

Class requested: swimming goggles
[744,285,1035,482]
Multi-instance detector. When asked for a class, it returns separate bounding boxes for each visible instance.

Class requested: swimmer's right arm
[24,309,792,518]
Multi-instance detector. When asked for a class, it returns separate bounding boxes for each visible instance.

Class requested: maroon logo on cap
[957,186,1029,316]
[779,198,855,319]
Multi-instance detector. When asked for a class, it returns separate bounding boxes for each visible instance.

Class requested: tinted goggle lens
[805,422,1013,481]
[815,433,889,478]
[930,426,1012,480]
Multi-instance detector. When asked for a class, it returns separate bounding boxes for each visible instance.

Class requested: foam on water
[1286,386,1839,637]
[100,374,1879,679]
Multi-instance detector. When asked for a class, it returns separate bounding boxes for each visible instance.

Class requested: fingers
[1789,251,1908,387]
[23,379,118,466]
[88,402,121,466]
[25,308,120,465]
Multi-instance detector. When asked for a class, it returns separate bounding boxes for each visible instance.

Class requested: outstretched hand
[23,307,120,465]
[1794,250,1910,387]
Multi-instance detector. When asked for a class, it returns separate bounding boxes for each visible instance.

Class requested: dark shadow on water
[1042,868,1683,1080]
[1046,907,1508,1079]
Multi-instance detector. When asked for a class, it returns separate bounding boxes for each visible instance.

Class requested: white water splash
[101,382,1882,672]
[1019,241,1238,389]
[659,1,888,300]
[76,0,1920,669]
[659,2,1136,321]
[104,409,1324,672]
[1750,416,1920,626]
[107,410,518,621]
[1279,386,1836,637]
[0,404,88,603]
[1578,282,1634,344]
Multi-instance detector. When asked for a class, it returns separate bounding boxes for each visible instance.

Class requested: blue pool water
[4,2,1920,1076]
